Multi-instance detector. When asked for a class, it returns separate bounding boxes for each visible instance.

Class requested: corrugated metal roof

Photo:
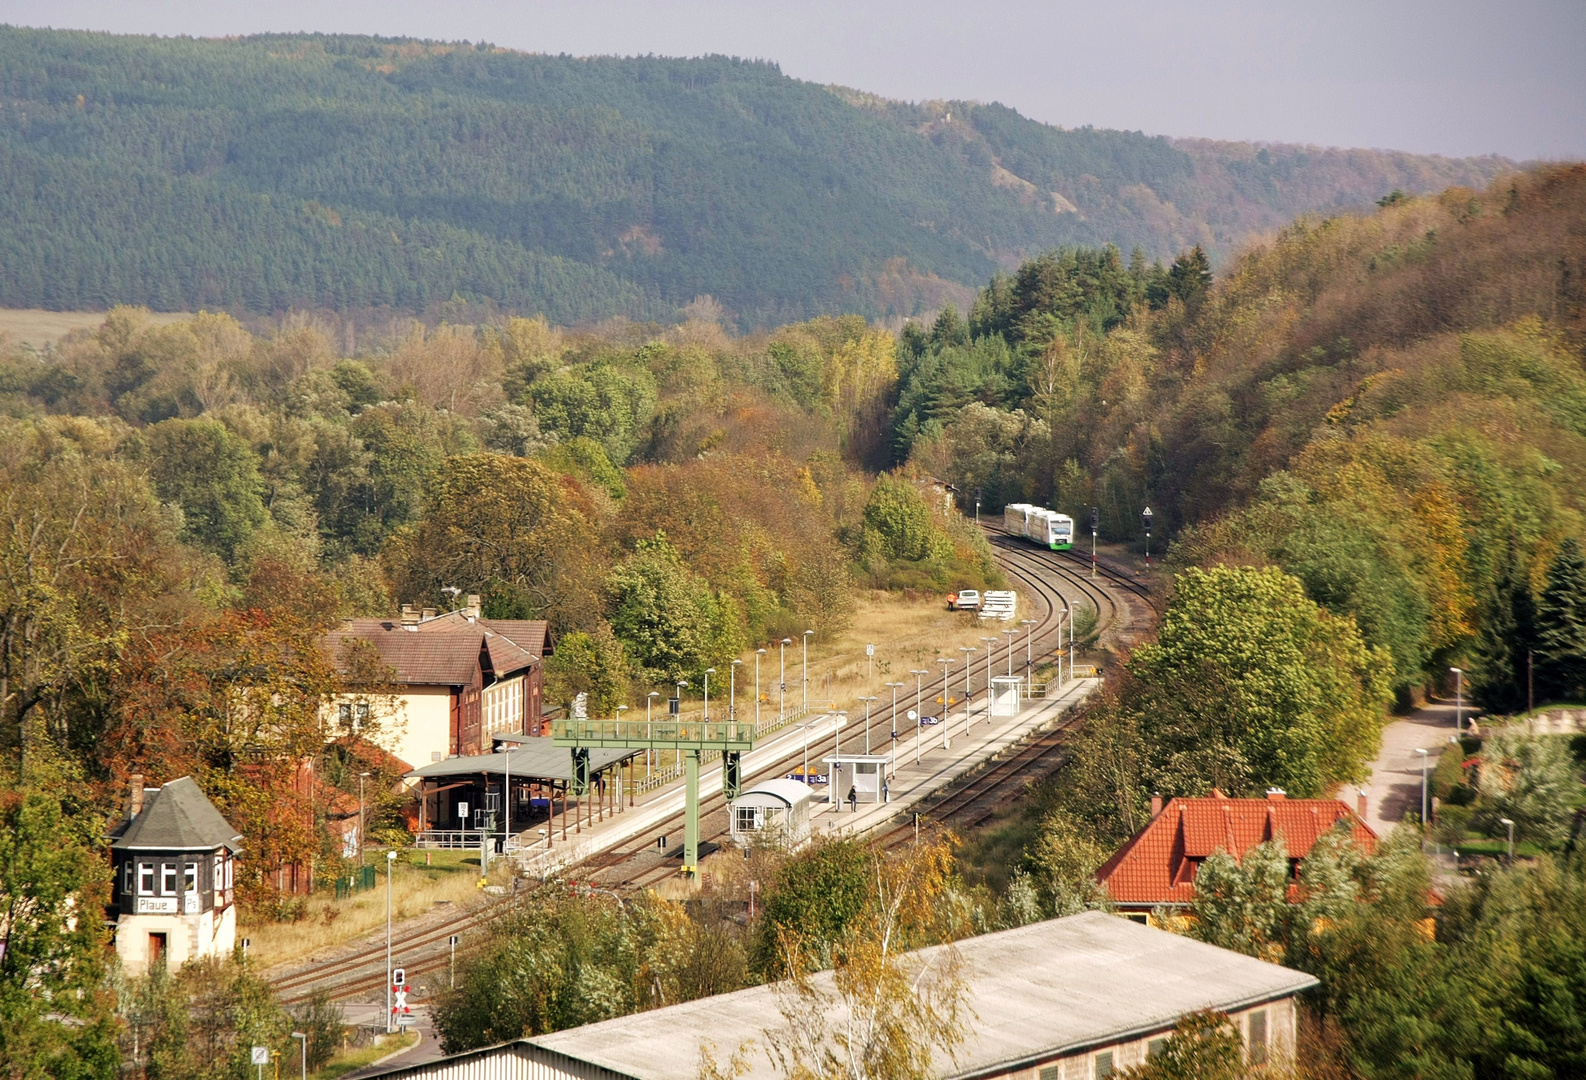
[109,776,243,854]
[478,912,1315,1080]
[1095,791,1377,907]
[405,742,637,783]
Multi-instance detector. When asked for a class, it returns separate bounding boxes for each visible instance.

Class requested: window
[339,702,352,726]
[1094,1051,1114,1079]
[1039,1067,1061,1080]
[138,862,155,895]
[123,862,133,893]
[355,702,369,730]
[1147,1038,1168,1059]
[184,863,198,894]
[1248,1010,1268,1065]
[736,806,763,833]
[161,862,178,895]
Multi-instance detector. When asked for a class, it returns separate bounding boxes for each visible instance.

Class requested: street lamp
[802,630,814,713]
[885,682,904,769]
[755,649,766,730]
[1021,618,1037,673]
[1415,748,1430,827]
[1451,666,1464,735]
[1500,816,1516,861]
[981,636,997,705]
[646,691,660,772]
[291,1032,307,1080]
[959,646,977,738]
[857,696,877,753]
[357,771,371,867]
[703,668,715,723]
[1002,627,1018,676]
[385,849,397,1032]
[1142,506,1154,572]
[779,639,792,722]
[910,669,929,764]
[731,659,742,731]
[937,658,955,748]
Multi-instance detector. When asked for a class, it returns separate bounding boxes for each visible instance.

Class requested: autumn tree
[605,534,742,685]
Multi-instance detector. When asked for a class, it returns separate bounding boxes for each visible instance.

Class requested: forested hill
[0,28,1511,327]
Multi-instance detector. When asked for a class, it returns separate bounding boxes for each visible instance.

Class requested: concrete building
[322,597,552,771]
[366,911,1317,1079]
[108,776,243,976]
[1095,788,1378,918]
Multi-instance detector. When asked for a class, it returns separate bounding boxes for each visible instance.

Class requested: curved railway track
[275,528,1154,1004]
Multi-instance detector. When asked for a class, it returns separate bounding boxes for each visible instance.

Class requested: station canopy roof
[405,741,637,783]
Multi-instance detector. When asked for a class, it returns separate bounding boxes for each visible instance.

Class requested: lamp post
[646,691,660,773]
[885,682,904,769]
[857,696,877,753]
[780,639,791,723]
[802,630,814,714]
[357,771,370,867]
[1451,666,1464,735]
[703,668,715,723]
[1090,505,1099,577]
[1500,816,1515,861]
[910,669,928,764]
[1021,618,1037,674]
[959,646,977,738]
[981,636,997,713]
[755,649,766,730]
[385,849,397,1032]
[1142,506,1154,572]
[291,1032,307,1080]
[1003,628,1017,676]
[1415,748,1430,828]
[731,659,742,733]
[937,658,955,748]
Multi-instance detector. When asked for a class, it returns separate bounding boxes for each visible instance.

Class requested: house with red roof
[1095,788,1377,919]
[322,595,553,771]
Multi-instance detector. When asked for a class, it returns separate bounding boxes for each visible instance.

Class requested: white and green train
[1003,503,1075,551]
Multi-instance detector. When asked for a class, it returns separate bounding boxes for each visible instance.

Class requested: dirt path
[1358,698,1461,836]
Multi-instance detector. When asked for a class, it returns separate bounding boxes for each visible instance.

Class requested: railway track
[273,528,1152,1004]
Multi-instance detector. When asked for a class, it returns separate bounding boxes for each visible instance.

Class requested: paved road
[1359,698,1461,836]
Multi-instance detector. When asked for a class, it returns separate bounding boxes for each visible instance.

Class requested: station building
[108,776,243,976]
[366,911,1316,1079]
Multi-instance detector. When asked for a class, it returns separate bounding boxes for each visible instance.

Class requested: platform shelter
[989,675,1024,718]
[822,753,890,807]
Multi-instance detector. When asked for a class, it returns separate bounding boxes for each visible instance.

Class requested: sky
[2,0,1582,161]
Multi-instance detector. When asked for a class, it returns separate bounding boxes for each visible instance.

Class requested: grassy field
[0,307,191,348]
[314,1029,421,1080]
[246,850,508,971]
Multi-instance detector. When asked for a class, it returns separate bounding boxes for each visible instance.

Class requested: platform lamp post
[959,646,977,739]
[1142,506,1153,573]
[357,771,370,867]
[1090,506,1099,577]
[1500,816,1515,862]
[613,708,628,810]
[1003,627,1017,676]
[981,636,997,702]
[703,668,715,724]
[730,659,742,733]
[779,638,791,723]
[755,649,766,730]
[858,696,877,753]
[885,682,905,769]
[936,658,955,748]
[385,849,397,1032]
[1021,618,1037,675]
[1415,748,1430,829]
[802,630,814,714]
[910,669,929,764]
[1451,666,1464,735]
[291,1032,306,1080]
[646,691,660,773]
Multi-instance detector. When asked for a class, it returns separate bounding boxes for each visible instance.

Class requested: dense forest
[0,27,1511,327]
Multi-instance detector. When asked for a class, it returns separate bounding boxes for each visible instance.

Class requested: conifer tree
[1471,546,1540,713]
[1534,538,1586,703]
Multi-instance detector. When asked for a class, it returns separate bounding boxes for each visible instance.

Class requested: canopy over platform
[405,741,636,783]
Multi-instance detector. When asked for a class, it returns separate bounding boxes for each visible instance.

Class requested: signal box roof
[109,776,243,854]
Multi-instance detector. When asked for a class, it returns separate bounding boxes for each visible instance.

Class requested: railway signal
[1090,506,1099,576]
[1142,506,1153,572]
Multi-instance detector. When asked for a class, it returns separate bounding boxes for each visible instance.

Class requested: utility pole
[802,630,814,714]
[357,771,370,867]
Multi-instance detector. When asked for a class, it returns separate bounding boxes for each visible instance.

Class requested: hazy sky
[4,0,1582,160]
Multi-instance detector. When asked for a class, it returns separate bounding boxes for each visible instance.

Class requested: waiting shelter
[405,740,639,852]
[822,753,890,808]
[729,778,814,848]
[989,675,1023,718]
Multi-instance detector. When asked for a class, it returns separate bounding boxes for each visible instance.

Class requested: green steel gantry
[552,717,757,876]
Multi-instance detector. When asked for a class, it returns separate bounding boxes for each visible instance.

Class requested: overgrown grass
[247,850,505,971]
[311,1029,420,1080]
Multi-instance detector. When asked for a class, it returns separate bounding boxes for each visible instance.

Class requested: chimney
[400,604,420,626]
[1357,788,1368,819]
[1265,788,1287,801]
[129,774,145,819]
[465,593,482,619]
[1150,793,1163,819]
[421,607,437,622]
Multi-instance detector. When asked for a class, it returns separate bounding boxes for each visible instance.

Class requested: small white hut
[729,778,813,848]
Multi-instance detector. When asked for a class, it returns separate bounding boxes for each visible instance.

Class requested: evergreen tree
[1471,546,1541,713]
[1166,245,1212,305]
[1534,538,1586,703]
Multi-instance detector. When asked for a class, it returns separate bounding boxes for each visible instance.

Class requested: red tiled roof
[1095,790,1378,909]
[324,614,544,687]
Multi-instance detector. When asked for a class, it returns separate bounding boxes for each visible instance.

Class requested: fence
[630,702,833,796]
[333,865,377,900]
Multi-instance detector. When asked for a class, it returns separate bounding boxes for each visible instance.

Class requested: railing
[628,702,834,796]
[413,829,489,850]
[553,717,759,745]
